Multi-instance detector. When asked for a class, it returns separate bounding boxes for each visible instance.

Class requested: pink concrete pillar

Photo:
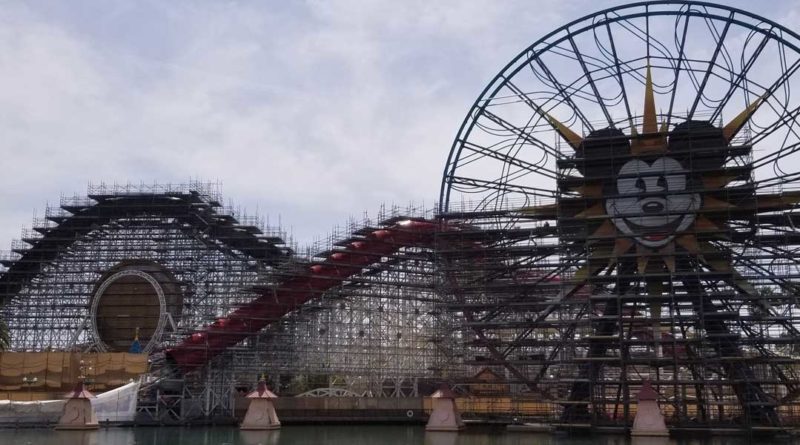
[240,378,280,430]
[55,382,99,430]
[425,383,465,432]
[632,379,668,437]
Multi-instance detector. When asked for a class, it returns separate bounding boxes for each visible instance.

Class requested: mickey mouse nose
[643,202,664,214]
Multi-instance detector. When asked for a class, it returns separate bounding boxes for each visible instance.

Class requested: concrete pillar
[240,378,280,430]
[632,379,668,437]
[55,382,99,430]
[425,383,464,432]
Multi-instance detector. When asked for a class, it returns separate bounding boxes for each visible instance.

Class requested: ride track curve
[0,192,288,307]
[165,218,446,373]
[0,190,456,375]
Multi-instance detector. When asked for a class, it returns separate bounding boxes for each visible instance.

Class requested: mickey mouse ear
[722,95,766,143]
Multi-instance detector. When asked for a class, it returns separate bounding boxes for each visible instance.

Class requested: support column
[240,376,280,430]
[55,381,99,430]
[632,379,668,437]
[425,383,465,432]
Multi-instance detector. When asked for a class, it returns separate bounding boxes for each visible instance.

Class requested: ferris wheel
[439,1,800,427]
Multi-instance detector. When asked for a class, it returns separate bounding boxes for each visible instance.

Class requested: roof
[431,383,457,399]
[65,381,95,399]
[637,379,659,401]
[246,380,278,399]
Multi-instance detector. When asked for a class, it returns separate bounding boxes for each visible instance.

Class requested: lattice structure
[0,182,288,353]
[0,185,460,420]
[208,205,459,400]
[438,2,800,432]
[4,2,800,435]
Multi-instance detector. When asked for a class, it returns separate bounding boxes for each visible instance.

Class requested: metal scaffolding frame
[3,1,800,434]
[436,2,800,431]
[0,184,460,421]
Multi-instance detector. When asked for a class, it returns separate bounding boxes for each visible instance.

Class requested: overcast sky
[0,0,795,250]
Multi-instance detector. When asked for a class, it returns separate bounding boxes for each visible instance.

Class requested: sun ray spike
[544,112,583,150]
[642,65,658,134]
[659,242,675,274]
[631,65,667,155]
[637,244,649,274]
[722,94,767,142]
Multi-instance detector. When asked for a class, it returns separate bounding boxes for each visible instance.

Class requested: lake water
[0,425,788,445]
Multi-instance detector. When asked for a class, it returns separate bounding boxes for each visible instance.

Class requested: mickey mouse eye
[635,178,645,191]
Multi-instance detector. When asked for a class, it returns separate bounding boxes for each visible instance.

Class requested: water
[0,425,787,445]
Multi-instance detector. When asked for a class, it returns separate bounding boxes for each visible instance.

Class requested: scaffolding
[5,5,800,432]
[0,184,460,421]
[199,203,460,404]
[435,117,800,430]
[430,2,800,431]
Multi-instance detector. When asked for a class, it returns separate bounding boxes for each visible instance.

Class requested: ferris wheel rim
[439,0,800,213]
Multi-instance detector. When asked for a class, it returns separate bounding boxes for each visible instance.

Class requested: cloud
[0,0,797,252]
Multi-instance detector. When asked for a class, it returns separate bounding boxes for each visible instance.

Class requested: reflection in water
[0,428,136,445]
[425,431,458,445]
[239,429,280,445]
[0,425,786,444]
[632,436,670,445]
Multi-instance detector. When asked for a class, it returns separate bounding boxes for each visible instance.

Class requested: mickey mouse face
[577,120,726,249]
[605,157,700,247]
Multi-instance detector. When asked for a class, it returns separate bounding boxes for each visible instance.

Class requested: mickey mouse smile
[604,157,701,248]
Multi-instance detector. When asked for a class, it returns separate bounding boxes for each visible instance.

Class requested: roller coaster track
[165,219,441,372]
[0,192,289,307]
[0,191,447,374]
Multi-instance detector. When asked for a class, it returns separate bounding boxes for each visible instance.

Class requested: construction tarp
[0,352,147,392]
[0,381,141,425]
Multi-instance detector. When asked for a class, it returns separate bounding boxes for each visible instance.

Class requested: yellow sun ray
[543,112,583,150]
[631,65,668,156]
[590,220,616,239]
[722,94,767,143]
[753,191,800,212]
[518,203,558,218]
[572,182,603,199]
[642,66,658,135]
[702,175,738,190]
[675,234,701,255]
[609,237,635,266]
[701,196,737,210]
[659,242,676,273]
[636,243,650,274]
[693,215,721,232]
[574,203,605,219]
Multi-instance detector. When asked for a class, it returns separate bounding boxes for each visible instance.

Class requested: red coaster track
[166,219,441,373]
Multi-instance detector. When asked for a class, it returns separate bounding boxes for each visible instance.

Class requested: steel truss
[0,185,459,421]
[439,1,800,431]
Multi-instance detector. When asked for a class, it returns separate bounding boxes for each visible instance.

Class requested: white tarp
[0,381,140,426]
[91,381,140,423]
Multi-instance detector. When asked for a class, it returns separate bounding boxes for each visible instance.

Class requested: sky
[0,0,797,250]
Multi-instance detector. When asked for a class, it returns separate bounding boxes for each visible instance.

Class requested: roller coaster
[4,1,800,433]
